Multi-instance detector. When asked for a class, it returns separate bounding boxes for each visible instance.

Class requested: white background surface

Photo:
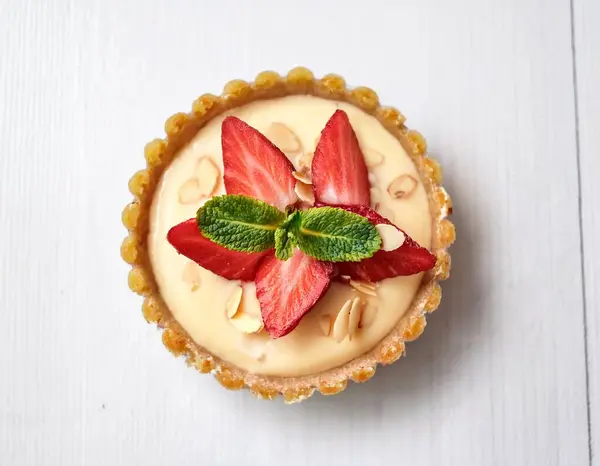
[0,0,598,465]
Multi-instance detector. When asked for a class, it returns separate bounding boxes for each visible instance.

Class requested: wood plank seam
[570,0,594,464]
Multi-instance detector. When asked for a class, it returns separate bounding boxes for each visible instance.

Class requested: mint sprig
[197,195,285,252]
[292,207,381,262]
[196,195,381,262]
[274,211,301,260]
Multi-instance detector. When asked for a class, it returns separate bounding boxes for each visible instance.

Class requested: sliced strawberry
[322,204,436,282]
[311,110,370,206]
[167,218,270,281]
[221,116,298,211]
[255,249,333,338]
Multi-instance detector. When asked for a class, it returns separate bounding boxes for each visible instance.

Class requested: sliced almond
[297,152,314,170]
[319,315,333,336]
[229,313,263,334]
[359,304,377,328]
[178,157,220,204]
[292,168,312,184]
[247,346,266,362]
[349,280,378,297]
[376,204,396,223]
[194,156,220,197]
[264,122,301,153]
[356,279,377,291]
[376,224,406,251]
[242,336,268,361]
[294,181,315,204]
[227,285,264,334]
[363,148,384,168]
[178,178,202,204]
[332,300,352,342]
[388,174,418,199]
[348,298,362,339]
[368,172,378,185]
[240,283,259,314]
[182,261,201,290]
[226,286,243,319]
[338,274,352,284]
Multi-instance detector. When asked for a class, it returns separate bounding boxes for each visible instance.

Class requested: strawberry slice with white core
[167,219,270,281]
[322,204,437,282]
[222,116,298,211]
[311,110,371,206]
[255,249,333,338]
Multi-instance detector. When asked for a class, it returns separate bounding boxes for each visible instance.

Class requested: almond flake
[376,224,406,251]
[319,315,333,336]
[194,156,220,197]
[178,178,202,204]
[229,313,263,334]
[338,275,352,284]
[241,304,262,321]
[359,304,377,328]
[376,204,396,223]
[247,346,266,362]
[240,283,259,314]
[388,174,418,199]
[368,172,378,185]
[332,300,352,342]
[226,286,243,319]
[297,152,314,170]
[363,148,384,168]
[358,280,377,291]
[348,298,362,339]
[241,336,268,361]
[265,122,301,153]
[177,157,220,205]
[294,181,315,205]
[349,280,378,297]
[292,168,312,184]
[182,261,201,286]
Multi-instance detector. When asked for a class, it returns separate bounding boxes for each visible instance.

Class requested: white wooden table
[1,1,598,465]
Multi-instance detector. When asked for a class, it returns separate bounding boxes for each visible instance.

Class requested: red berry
[319,204,437,281]
[167,219,270,281]
[221,116,298,211]
[311,110,371,206]
[255,249,333,338]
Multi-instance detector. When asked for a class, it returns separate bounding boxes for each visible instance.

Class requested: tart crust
[121,67,455,402]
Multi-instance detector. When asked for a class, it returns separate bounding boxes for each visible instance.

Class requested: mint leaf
[197,195,285,253]
[274,210,301,260]
[294,207,381,262]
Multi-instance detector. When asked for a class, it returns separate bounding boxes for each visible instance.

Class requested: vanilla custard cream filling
[149,95,432,377]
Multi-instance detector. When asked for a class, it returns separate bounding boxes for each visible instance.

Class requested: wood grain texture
[0,0,592,465]
[573,0,600,462]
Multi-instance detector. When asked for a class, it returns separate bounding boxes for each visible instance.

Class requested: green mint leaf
[294,207,381,262]
[197,195,285,253]
[274,211,301,260]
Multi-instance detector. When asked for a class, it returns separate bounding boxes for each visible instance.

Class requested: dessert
[121,68,455,402]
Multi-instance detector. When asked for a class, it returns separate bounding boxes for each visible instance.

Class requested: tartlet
[121,67,454,403]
